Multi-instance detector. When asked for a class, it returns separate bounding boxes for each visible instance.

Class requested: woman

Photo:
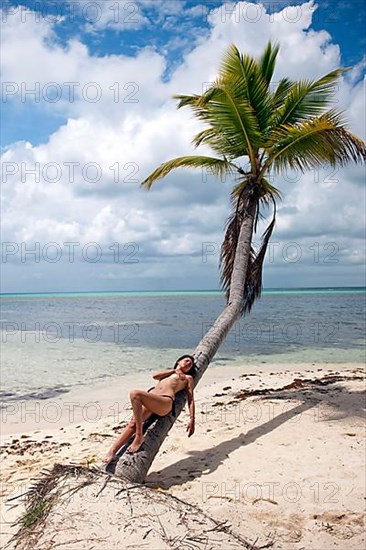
[103,355,196,462]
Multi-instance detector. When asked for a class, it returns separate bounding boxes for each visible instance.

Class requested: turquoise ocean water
[1,288,365,403]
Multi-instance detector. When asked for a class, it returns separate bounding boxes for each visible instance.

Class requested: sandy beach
[1,362,365,549]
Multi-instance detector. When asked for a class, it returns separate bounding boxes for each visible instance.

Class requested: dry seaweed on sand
[232,373,365,401]
[6,463,273,550]
[5,463,97,549]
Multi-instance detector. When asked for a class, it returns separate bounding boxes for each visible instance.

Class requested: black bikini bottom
[147,387,176,417]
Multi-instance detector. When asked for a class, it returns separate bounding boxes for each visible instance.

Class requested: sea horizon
[1,286,365,299]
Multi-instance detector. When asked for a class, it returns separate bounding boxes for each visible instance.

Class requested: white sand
[1,362,365,549]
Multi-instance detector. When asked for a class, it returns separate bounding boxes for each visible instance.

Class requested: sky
[1,0,365,293]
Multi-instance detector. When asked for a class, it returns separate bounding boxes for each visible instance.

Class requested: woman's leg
[127,390,173,453]
[103,405,152,463]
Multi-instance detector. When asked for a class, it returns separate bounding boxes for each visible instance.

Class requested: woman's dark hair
[174,354,197,377]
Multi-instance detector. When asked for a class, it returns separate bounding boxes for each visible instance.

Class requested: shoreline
[1,361,365,549]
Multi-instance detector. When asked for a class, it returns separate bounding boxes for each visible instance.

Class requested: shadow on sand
[146,379,365,489]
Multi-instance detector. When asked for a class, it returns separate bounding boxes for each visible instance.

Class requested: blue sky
[1,0,365,292]
[2,0,365,147]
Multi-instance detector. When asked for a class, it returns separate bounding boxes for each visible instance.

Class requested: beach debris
[252,498,278,506]
[5,463,268,550]
[231,373,365,402]
[85,455,97,467]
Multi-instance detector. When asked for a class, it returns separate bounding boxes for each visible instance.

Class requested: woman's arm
[152,369,176,381]
[186,376,195,437]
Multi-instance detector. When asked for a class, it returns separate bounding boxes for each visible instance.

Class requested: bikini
[147,387,176,417]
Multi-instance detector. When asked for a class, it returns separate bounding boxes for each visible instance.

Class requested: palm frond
[192,127,248,159]
[241,200,276,315]
[193,128,217,147]
[259,41,280,85]
[141,156,239,189]
[198,75,264,163]
[219,185,258,300]
[219,181,277,312]
[271,67,350,128]
[263,109,366,175]
[174,80,260,160]
[218,44,273,135]
[270,77,294,110]
[231,177,282,204]
[173,93,201,109]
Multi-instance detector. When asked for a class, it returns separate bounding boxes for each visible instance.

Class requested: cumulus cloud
[1,0,365,291]
[0,10,167,119]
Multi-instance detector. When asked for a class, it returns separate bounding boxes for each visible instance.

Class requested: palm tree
[114,42,366,483]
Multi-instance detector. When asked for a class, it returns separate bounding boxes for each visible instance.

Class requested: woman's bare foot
[127,434,144,453]
[103,449,117,464]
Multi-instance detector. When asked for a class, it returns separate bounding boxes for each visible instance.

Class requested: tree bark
[114,201,257,483]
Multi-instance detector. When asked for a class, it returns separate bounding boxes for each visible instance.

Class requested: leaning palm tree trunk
[114,41,366,482]
[115,201,256,483]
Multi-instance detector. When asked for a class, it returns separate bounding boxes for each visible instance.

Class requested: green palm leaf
[263,109,366,174]
[141,156,239,189]
[258,41,280,85]
[218,44,273,135]
[175,86,258,159]
[271,67,350,128]
[200,76,263,160]
[192,128,242,159]
[270,77,294,110]
[174,93,201,109]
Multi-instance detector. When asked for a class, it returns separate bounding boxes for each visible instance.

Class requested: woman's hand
[153,369,176,381]
[186,418,195,437]
[176,368,187,381]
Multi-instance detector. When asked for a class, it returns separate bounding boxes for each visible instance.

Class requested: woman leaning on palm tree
[110,42,366,482]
